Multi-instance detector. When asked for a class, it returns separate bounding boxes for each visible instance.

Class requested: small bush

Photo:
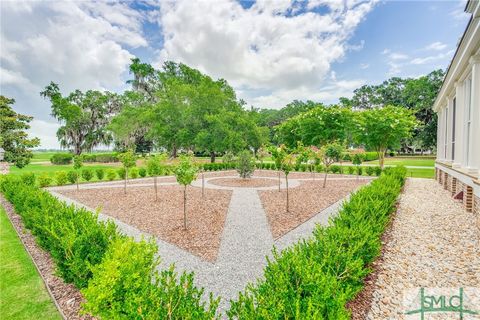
[366,166,374,176]
[236,150,256,179]
[374,166,382,176]
[129,167,139,179]
[95,168,105,181]
[356,166,364,176]
[347,166,355,175]
[139,167,147,178]
[117,167,126,179]
[363,152,378,161]
[37,174,52,188]
[50,153,73,165]
[55,171,68,186]
[330,165,341,174]
[106,169,116,181]
[67,170,78,184]
[81,169,94,181]
[20,172,36,186]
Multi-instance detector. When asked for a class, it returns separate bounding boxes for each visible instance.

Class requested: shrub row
[342,151,379,161]
[50,153,73,164]
[81,153,120,163]
[0,175,218,318]
[228,166,407,318]
[202,162,236,171]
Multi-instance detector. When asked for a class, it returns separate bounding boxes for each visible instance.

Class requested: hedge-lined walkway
[365,178,480,319]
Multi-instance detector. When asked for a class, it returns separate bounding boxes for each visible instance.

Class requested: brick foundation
[435,168,478,215]
[465,185,473,212]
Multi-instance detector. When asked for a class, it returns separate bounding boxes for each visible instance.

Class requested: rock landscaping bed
[260,179,368,238]
[209,177,278,188]
[0,195,91,320]
[56,186,232,262]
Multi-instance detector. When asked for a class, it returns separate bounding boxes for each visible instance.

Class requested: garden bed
[56,186,232,262]
[260,179,368,238]
[209,177,278,188]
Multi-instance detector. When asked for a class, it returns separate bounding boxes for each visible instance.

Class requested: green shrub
[20,172,36,186]
[37,174,52,188]
[82,237,219,319]
[94,153,119,163]
[67,170,78,184]
[0,176,119,288]
[228,167,406,319]
[347,166,355,175]
[363,152,378,161]
[106,169,116,181]
[55,171,68,186]
[139,167,147,178]
[117,167,126,179]
[95,168,105,181]
[50,153,73,165]
[330,165,341,174]
[129,167,139,179]
[81,169,94,181]
[374,166,382,176]
[356,166,363,176]
[236,150,255,179]
[366,166,374,176]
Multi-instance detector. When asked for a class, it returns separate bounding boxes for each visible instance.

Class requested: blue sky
[0,0,470,148]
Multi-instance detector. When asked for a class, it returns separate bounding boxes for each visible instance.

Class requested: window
[465,78,472,166]
[452,97,456,161]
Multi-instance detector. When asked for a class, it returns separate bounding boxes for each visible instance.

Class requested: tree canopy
[0,96,40,168]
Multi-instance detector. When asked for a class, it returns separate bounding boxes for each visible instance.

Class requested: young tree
[269,145,287,192]
[73,155,83,190]
[118,150,136,194]
[355,106,417,168]
[236,150,256,179]
[147,153,167,201]
[318,142,344,188]
[308,146,319,180]
[256,145,270,167]
[0,96,40,168]
[174,155,198,230]
[281,153,296,213]
[352,152,365,180]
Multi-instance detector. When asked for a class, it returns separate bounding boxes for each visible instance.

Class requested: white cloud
[450,1,468,21]
[0,0,148,123]
[424,41,448,51]
[156,0,377,108]
[360,63,370,69]
[411,50,455,65]
[28,119,61,149]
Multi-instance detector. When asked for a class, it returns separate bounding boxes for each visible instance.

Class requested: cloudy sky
[0,0,470,149]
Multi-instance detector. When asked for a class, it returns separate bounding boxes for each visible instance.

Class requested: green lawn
[10,163,119,178]
[405,167,435,179]
[0,206,61,320]
[365,157,435,167]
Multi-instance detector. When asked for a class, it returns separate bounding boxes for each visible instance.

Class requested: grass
[10,163,119,177]
[365,157,435,167]
[405,167,435,179]
[0,206,61,320]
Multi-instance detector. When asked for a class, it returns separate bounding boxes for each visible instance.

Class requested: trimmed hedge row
[227,166,406,319]
[343,151,379,161]
[0,175,219,318]
[50,153,73,164]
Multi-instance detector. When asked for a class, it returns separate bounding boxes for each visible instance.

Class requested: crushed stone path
[366,178,480,319]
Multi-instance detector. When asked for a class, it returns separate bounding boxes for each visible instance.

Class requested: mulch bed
[259,179,368,239]
[0,194,92,320]
[209,177,278,188]
[56,186,232,262]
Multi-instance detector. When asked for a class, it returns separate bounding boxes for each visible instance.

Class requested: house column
[453,81,464,168]
[469,55,480,175]
[437,107,444,161]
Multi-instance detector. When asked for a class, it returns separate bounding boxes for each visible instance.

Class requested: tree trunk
[323,171,328,188]
[285,175,289,212]
[154,176,158,201]
[172,145,177,158]
[278,170,281,192]
[210,151,216,163]
[183,185,187,230]
[378,150,385,169]
[124,168,127,194]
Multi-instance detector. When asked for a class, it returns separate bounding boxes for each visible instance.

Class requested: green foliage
[175,156,198,187]
[0,176,119,288]
[55,171,68,186]
[50,153,73,165]
[82,237,219,319]
[281,153,296,176]
[0,96,40,168]
[67,170,78,184]
[222,151,235,164]
[81,169,94,181]
[236,150,256,179]
[330,165,341,174]
[129,167,139,179]
[20,172,36,186]
[82,153,119,163]
[269,145,287,170]
[356,166,364,176]
[374,166,383,176]
[347,166,356,175]
[95,168,105,181]
[73,155,83,170]
[106,169,116,181]
[37,174,52,188]
[352,153,364,166]
[228,167,406,318]
[117,167,126,179]
[318,142,344,169]
[139,167,147,178]
[147,154,167,176]
[119,150,136,169]
[365,166,374,176]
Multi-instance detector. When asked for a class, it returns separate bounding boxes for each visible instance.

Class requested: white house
[434,0,480,217]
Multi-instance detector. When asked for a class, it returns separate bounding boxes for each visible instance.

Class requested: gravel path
[365,178,480,319]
